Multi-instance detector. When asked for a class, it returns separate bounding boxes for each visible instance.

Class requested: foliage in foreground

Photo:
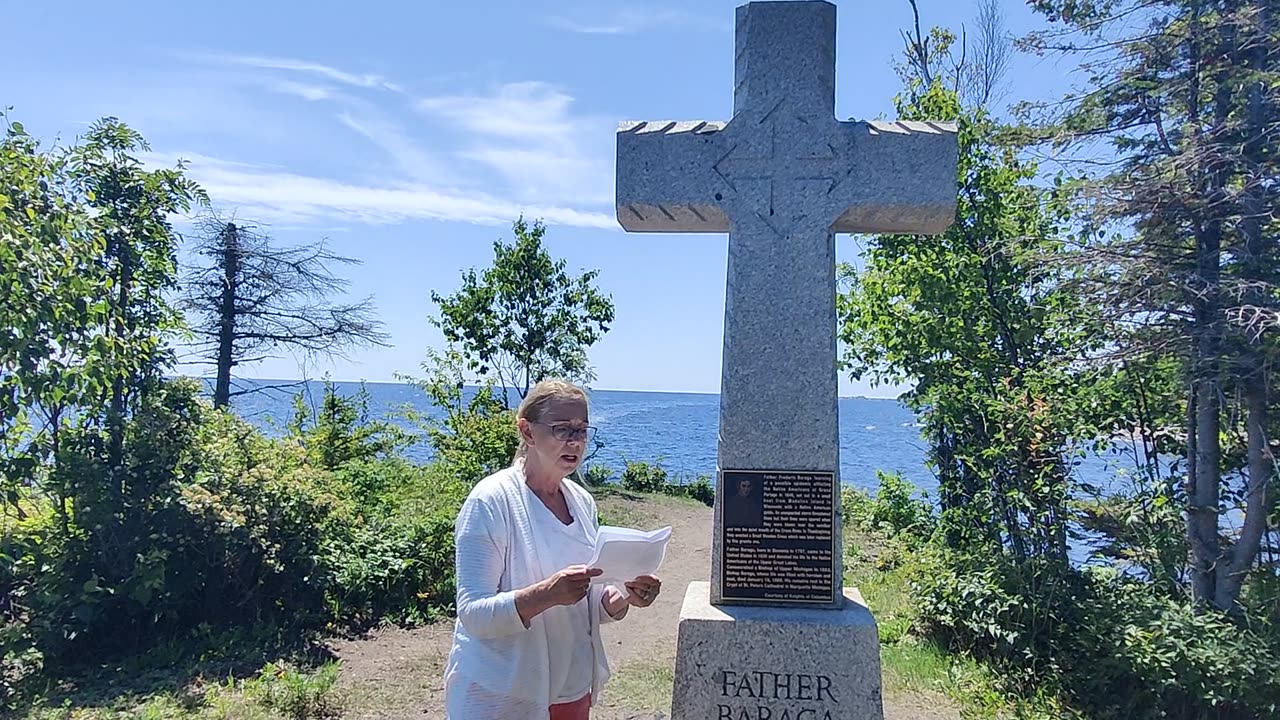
[847,475,1280,719]
[0,379,473,709]
[613,460,714,507]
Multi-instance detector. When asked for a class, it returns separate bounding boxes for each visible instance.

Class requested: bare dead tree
[180,213,390,408]
[901,0,1012,113]
[963,0,1012,108]
[901,0,935,87]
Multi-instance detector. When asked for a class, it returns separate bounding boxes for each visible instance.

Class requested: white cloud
[462,147,613,205]
[545,6,723,35]
[272,80,333,102]
[336,110,456,184]
[417,81,615,205]
[137,58,618,230]
[418,81,579,145]
[152,152,618,230]
[212,54,403,93]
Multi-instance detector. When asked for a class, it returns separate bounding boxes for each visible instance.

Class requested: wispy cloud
[150,152,617,230]
[271,80,333,102]
[137,55,617,229]
[335,110,456,184]
[417,81,614,204]
[545,6,724,35]
[418,81,578,144]
[212,54,403,93]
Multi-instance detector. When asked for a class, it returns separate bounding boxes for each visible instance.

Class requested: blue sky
[7,0,1075,397]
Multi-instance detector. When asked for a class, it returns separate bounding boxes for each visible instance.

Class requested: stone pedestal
[670,582,884,720]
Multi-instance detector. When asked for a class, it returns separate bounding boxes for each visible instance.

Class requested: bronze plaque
[719,469,838,605]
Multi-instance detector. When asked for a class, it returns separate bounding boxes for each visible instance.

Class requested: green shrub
[244,660,344,719]
[30,379,334,661]
[0,380,461,686]
[915,550,1280,719]
[0,529,46,710]
[677,475,714,506]
[324,512,457,626]
[582,464,615,486]
[621,461,668,493]
[398,348,519,484]
[389,461,472,521]
[1069,571,1280,719]
[616,462,713,506]
[843,471,934,539]
[288,378,414,471]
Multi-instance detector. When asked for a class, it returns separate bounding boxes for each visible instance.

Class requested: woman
[443,378,663,719]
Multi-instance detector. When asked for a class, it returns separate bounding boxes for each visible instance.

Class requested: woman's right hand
[541,564,603,606]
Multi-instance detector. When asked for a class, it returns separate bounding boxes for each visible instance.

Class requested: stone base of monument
[670,581,884,720]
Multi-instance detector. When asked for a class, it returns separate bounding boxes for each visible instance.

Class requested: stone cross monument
[616,1,957,717]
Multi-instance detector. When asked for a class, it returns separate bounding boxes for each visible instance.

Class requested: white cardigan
[442,462,621,719]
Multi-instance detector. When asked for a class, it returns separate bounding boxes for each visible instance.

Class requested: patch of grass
[844,528,919,646]
[843,527,1081,720]
[241,662,343,719]
[880,639,954,696]
[602,657,673,714]
[14,629,344,720]
[21,685,276,720]
[591,481,696,527]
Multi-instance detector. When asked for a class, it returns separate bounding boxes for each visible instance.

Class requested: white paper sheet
[587,525,672,598]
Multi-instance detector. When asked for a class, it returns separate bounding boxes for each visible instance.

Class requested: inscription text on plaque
[720,469,837,605]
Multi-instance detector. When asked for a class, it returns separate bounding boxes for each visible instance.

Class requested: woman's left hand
[624,574,662,608]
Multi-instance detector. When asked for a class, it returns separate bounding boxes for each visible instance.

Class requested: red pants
[549,693,591,719]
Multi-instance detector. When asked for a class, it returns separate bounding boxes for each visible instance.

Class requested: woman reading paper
[443,379,663,719]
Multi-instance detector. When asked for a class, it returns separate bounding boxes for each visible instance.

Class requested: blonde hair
[513,378,590,461]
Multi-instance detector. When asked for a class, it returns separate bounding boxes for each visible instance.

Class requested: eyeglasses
[536,422,596,442]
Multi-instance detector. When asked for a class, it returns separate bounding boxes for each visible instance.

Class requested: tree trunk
[1215,3,1274,611]
[1186,0,1227,606]
[107,231,131,494]
[214,223,240,409]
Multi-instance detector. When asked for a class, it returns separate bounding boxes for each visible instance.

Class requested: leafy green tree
[839,25,1103,562]
[72,118,206,478]
[1021,0,1279,611]
[397,348,519,482]
[431,217,615,403]
[0,115,204,522]
[1,116,97,521]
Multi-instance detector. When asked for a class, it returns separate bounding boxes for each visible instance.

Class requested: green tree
[1,115,98,522]
[1021,0,1279,611]
[839,23,1102,562]
[397,348,519,482]
[287,377,410,471]
[71,118,206,476]
[0,115,204,522]
[431,217,615,403]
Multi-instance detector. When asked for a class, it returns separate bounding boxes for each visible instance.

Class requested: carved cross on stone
[616,0,958,608]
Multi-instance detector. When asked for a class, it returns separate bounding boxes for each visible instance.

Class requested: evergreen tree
[1022,0,1279,610]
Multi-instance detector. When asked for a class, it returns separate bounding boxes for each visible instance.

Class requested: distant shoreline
[173,374,903,402]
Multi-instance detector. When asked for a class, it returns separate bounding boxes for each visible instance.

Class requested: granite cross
[616,0,958,608]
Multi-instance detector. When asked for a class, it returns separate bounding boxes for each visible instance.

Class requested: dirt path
[327,492,956,720]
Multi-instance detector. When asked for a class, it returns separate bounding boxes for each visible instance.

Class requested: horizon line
[174,373,904,401]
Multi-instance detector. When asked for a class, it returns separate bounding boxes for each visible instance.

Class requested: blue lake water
[221,378,1123,501]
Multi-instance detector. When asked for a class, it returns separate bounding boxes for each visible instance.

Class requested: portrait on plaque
[724,473,764,528]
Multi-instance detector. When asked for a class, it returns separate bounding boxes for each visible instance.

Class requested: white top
[443,461,623,719]
[528,487,595,703]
